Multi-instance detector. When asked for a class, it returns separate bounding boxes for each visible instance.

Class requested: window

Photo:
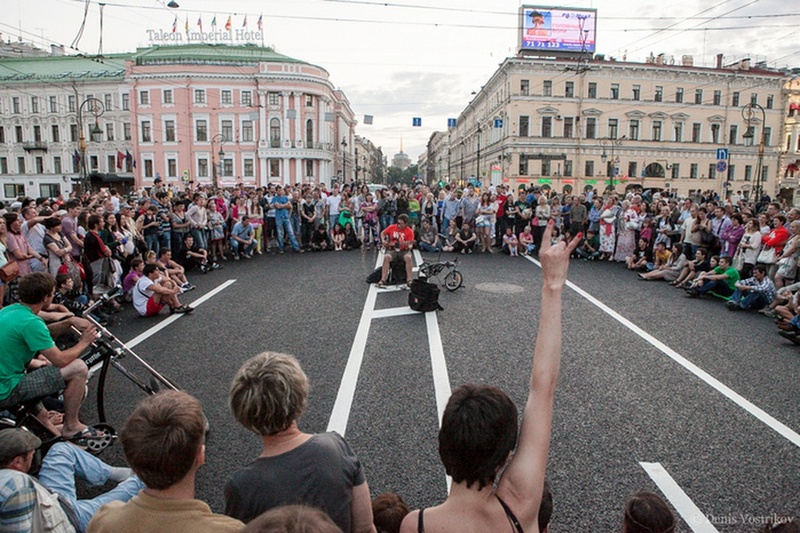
[674,123,683,142]
[305,94,314,107]
[654,86,663,102]
[241,91,252,106]
[33,126,42,142]
[223,159,233,177]
[711,123,720,144]
[198,158,208,178]
[165,120,175,142]
[268,92,280,106]
[608,118,619,139]
[106,123,114,141]
[17,157,26,174]
[245,159,255,177]
[221,120,233,142]
[694,89,703,104]
[121,93,129,111]
[541,117,552,138]
[629,120,639,140]
[632,85,640,101]
[671,163,680,179]
[194,89,206,104]
[628,162,637,178]
[12,97,20,114]
[196,120,208,142]
[15,126,23,143]
[520,80,529,96]
[49,96,57,113]
[543,80,552,96]
[31,97,39,114]
[766,95,774,109]
[35,157,44,173]
[139,90,150,105]
[163,89,173,104]
[270,159,280,177]
[750,93,758,105]
[588,82,597,99]
[762,166,769,183]
[708,163,716,179]
[141,121,151,142]
[732,92,739,107]
[585,160,594,177]
[690,163,698,179]
[0,127,4,144]
[565,81,574,98]
[104,93,113,110]
[168,158,177,177]
[541,160,550,176]
[72,154,80,173]
[270,118,281,147]
[744,165,752,181]
[728,164,735,181]
[3,184,24,197]
[675,88,684,103]
[242,120,254,142]
[691,123,701,143]
[764,127,772,146]
[729,124,738,145]
[221,90,232,105]
[144,159,153,178]
[519,116,530,137]
[40,183,60,198]
[123,123,131,141]
[652,121,662,141]
[90,156,98,171]
[564,160,573,177]
[713,90,721,106]
[107,155,116,172]
[68,95,76,112]
[304,120,313,146]
[519,158,528,175]
[70,124,79,142]
[610,84,619,99]
[53,156,61,174]
[585,118,596,139]
[563,117,573,138]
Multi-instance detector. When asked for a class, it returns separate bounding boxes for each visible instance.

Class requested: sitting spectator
[399,222,577,533]
[726,265,776,312]
[372,493,409,533]
[453,224,476,254]
[621,491,675,533]
[88,391,244,532]
[671,247,709,288]
[179,234,215,273]
[343,222,361,251]
[626,238,652,271]
[122,258,144,301]
[502,227,519,256]
[332,223,345,251]
[226,352,375,533]
[686,255,739,298]
[638,244,686,282]
[440,220,458,253]
[0,428,143,532]
[311,224,333,251]
[157,248,193,292]
[519,226,536,256]
[230,215,257,260]
[574,229,600,261]
[243,505,342,533]
[132,264,193,316]
[418,219,440,253]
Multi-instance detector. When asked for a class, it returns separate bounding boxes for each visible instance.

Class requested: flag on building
[211,16,217,29]
[197,16,202,31]
[225,16,232,31]
[125,150,132,170]
[185,17,189,33]
[116,151,124,170]
[257,15,263,30]
[172,16,177,33]
[242,15,247,28]
[363,115,373,125]
[72,150,81,168]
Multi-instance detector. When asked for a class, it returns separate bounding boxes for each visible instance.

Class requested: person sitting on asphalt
[311,224,333,251]
[670,247,709,288]
[621,491,676,533]
[179,234,216,273]
[399,221,579,533]
[625,238,652,271]
[230,215,257,260]
[686,255,739,299]
[0,428,143,533]
[225,352,376,533]
[726,264,776,312]
[418,219,440,253]
[156,248,193,292]
[574,229,599,261]
[638,243,686,283]
[377,214,415,289]
[453,223,477,254]
[132,264,193,317]
[88,391,244,533]
[0,272,97,440]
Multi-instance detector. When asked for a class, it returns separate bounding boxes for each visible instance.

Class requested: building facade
[0,43,361,201]
[432,55,788,199]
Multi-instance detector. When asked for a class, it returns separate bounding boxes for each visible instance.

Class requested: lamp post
[600,136,624,192]
[211,133,226,189]
[341,136,348,184]
[460,140,465,183]
[77,97,105,193]
[476,124,482,181]
[742,102,766,204]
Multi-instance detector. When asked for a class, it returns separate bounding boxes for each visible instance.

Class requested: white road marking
[523,255,800,448]
[372,306,420,319]
[125,279,237,349]
[640,462,719,533]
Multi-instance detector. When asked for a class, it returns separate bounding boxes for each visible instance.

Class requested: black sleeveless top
[417,494,524,533]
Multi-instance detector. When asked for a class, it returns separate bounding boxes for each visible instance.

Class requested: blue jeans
[276,217,300,251]
[230,238,256,257]
[329,214,339,232]
[190,228,207,251]
[419,241,440,253]
[38,443,144,531]
[728,289,769,310]
[380,214,394,231]
[144,234,159,255]
[697,280,734,298]
[158,231,171,253]
[291,214,302,245]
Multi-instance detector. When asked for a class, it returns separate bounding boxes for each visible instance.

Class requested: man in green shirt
[686,255,740,298]
[0,273,97,439]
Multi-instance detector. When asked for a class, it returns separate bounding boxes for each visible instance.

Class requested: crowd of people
[0,180,797,532]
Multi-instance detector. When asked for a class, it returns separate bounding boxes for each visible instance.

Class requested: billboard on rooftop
[518,6,597,56]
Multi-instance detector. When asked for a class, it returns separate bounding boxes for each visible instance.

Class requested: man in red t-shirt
[378,214,415,288]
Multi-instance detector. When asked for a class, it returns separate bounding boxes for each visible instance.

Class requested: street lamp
[600,136,625,191]
[211,133,226,189]
[460,140,465,182]
[476,124,482,181]
[77,97,105,193]
[341,136,348,184]
[742,102,766,205]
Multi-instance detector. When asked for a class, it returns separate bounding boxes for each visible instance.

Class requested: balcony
[22,142,48,152]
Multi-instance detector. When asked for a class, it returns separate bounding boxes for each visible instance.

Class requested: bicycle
[417,239,464,291]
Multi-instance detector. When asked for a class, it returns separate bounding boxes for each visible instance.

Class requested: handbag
[732,251,745,271]
[777,257,796,278]
[0,261,19,283]
[757,247,776,264]
[475,215,487,225]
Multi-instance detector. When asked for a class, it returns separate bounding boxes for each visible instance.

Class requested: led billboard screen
[519,6,597,55]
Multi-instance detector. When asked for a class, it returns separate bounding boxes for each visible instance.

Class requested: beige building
[780,77,800,203]
[435,55,787,200]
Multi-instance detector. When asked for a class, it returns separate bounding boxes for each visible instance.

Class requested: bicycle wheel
[444,270,463,291]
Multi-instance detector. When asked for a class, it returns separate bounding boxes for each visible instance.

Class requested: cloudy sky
[6,0,799,162]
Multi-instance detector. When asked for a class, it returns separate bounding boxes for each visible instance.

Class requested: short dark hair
[439,384,518,489]
[87,214,102,230]
[55,273,71,288]
[121,391,205,490]
[397,214,409,224]
[143,264,159,276]
[623,492,675,533]
[44,217,62,230]
[752,264,767,276]
[731,213,743,224]
[718,255,732,266]
[65,200,80,211]
[18,272,56,304]
[372,493,409,533]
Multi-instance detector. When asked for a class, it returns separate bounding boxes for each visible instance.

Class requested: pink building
[128,44,356,189]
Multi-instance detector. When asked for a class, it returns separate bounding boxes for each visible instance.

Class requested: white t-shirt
[326,195,342,216]
[133,276,156,315]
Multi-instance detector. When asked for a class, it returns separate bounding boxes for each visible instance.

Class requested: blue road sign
[494,119,503,128]
[412,117,422,127]
[447,118,457,128]
[716,148,728,160]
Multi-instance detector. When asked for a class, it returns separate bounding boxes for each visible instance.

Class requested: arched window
[306,119,314,147]
[270,118,281,148]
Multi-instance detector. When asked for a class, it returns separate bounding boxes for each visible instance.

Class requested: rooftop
[132,43,308,66]
[0,53,129,83]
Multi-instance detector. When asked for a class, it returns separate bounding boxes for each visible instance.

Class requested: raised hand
[539,220,581,291]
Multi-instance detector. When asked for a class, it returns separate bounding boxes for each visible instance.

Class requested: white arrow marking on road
[639,462,719,533]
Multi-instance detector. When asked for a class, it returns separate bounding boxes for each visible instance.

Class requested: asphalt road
[80,248,799,532]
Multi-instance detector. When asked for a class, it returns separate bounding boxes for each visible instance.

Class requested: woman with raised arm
[400,219,579,533]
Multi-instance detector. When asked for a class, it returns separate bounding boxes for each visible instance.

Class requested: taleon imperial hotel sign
[146,28,263,43]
